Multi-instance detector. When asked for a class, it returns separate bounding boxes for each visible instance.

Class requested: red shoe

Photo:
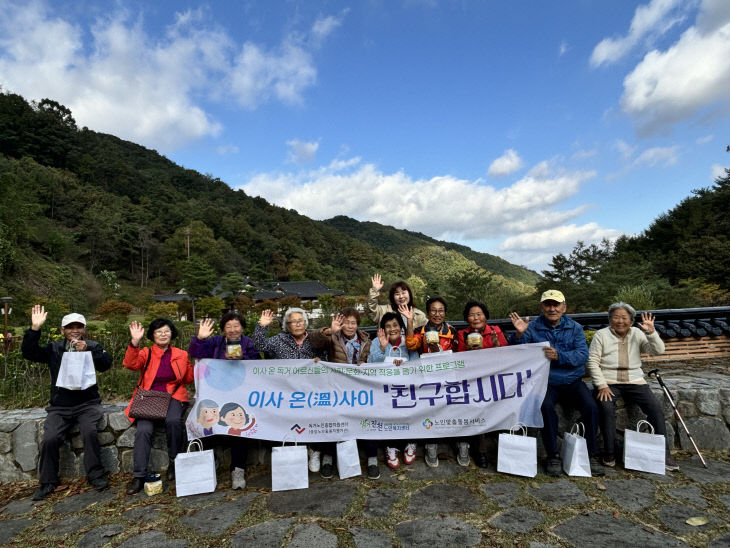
[403,443,417,465]
[386,446,400,469]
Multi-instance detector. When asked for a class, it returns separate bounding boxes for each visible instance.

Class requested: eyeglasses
[154,329,172,336]
[429,308,445,315]
[287,319,305,326]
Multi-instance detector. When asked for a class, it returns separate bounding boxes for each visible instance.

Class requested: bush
[95,299,133,319]
[144,302,178,323]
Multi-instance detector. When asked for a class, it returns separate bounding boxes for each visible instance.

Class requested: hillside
[0,91,538,318]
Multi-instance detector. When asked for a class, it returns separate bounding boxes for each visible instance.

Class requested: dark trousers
[361,440,378,459]
[541,380,600,456]
[39,401,105,485]
[133,398,185,478]
[201,435,249,469]
[596,383,666,456]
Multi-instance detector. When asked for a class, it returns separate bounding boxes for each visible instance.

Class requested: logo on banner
[422,418,433,429]
[291,423,306,434]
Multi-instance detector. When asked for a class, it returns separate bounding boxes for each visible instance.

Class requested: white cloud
[711,163,727,180]
[571,149,597,160]
[0,0,341,149]
[619,0,730,134]
[286,139,320,164]
[311,12,346,43]
[487,149,524,177]
[696,134,713,144]
[590,0,687,67]
[239,157,596,241]
[499,223,622,252]
[559,40,569,56]
[632,145,679,167]
[216,144,239,155]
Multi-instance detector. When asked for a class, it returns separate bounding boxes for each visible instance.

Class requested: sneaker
[425,443,439,468]
[403,443,417,465]
[476,453,489,469]
[231,467,246,489]
[457,442,470,467]
[90,476,109,491]
[308,447,321,473]
[320,463,334,479]
[367,464,380,479]
[386,446,400,470]
[546,456,562,477]
[600,454,616,467]
[589,456,605,477]
[665,453,679,471]
[31,483,55,501]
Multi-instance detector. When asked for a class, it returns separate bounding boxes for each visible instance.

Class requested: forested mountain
[0,90,538,319]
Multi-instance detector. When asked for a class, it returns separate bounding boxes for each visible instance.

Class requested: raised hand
[509,312,529,334]
[398,303,413,321]
[377,328,388,349]
[638,312,656,334]
[30,305,47,330]
[197,318,215,339]
[371,273,384,291]
[259,309,275,327]
[129,321,145,347]
[330,313,344,334]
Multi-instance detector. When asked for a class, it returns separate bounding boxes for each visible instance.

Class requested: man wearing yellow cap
[509,290,604,477]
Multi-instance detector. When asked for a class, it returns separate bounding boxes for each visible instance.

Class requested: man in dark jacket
[509,290,604,477]
[22,305,112,500]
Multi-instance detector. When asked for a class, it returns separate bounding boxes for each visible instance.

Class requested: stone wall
[1,368,729,481]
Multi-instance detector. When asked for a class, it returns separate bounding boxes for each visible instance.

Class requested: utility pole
[185,226,191,260]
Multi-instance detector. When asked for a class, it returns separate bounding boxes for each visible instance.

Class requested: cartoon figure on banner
[218,402,257,436]
[187,399,219,437]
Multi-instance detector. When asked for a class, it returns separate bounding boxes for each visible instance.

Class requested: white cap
[61,313,86,327]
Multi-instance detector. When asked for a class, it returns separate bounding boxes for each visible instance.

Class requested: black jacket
[22,328,112,407]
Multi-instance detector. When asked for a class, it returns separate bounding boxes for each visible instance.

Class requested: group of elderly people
[21,274,674,499]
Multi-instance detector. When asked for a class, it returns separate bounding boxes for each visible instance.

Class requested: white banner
[186,343,550,442]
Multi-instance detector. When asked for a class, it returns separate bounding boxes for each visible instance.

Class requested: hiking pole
[648,368,707,468]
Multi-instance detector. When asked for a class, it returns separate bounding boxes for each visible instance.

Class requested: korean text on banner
[187,343,550,443]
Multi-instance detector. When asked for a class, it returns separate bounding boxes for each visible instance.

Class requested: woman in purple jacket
[188,312,260,489]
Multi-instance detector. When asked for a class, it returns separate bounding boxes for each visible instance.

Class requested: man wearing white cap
[509,290,604,477]
[22,305,112,500]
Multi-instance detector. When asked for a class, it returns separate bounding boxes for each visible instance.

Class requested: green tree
[182,255,216,324]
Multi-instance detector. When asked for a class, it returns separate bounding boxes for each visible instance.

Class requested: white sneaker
[403,443,417,465]
[386,446,400,469]
[457,442,470,467]
[425,443,439,468]
[308,447,321,473]
[231,467,246,489]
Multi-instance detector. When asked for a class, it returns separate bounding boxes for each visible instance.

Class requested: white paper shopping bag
[336,439,362,479]
[271,440,309,491]
[624,420,665,475]
[56,351,96,390]
[497,423,537,477]
[561,422,591,477]
[175,439,217,497]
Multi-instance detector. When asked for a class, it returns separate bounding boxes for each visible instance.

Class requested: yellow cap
[540,290,565,303]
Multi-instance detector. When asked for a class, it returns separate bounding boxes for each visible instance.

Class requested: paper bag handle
[281,433,298,447]
[570,422,585,437]
[187,439,204,453]
[509,423,527,436]
[636,420,655,434]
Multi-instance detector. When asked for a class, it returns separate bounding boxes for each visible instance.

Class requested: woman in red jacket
[123,318,194,495]
[454,301,508,468]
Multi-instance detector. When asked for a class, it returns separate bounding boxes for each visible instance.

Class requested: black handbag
[128,349,172,420]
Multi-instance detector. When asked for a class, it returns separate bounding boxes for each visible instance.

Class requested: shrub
[95,299,133,319]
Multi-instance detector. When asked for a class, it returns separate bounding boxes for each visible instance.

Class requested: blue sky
[1,0,729,271]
